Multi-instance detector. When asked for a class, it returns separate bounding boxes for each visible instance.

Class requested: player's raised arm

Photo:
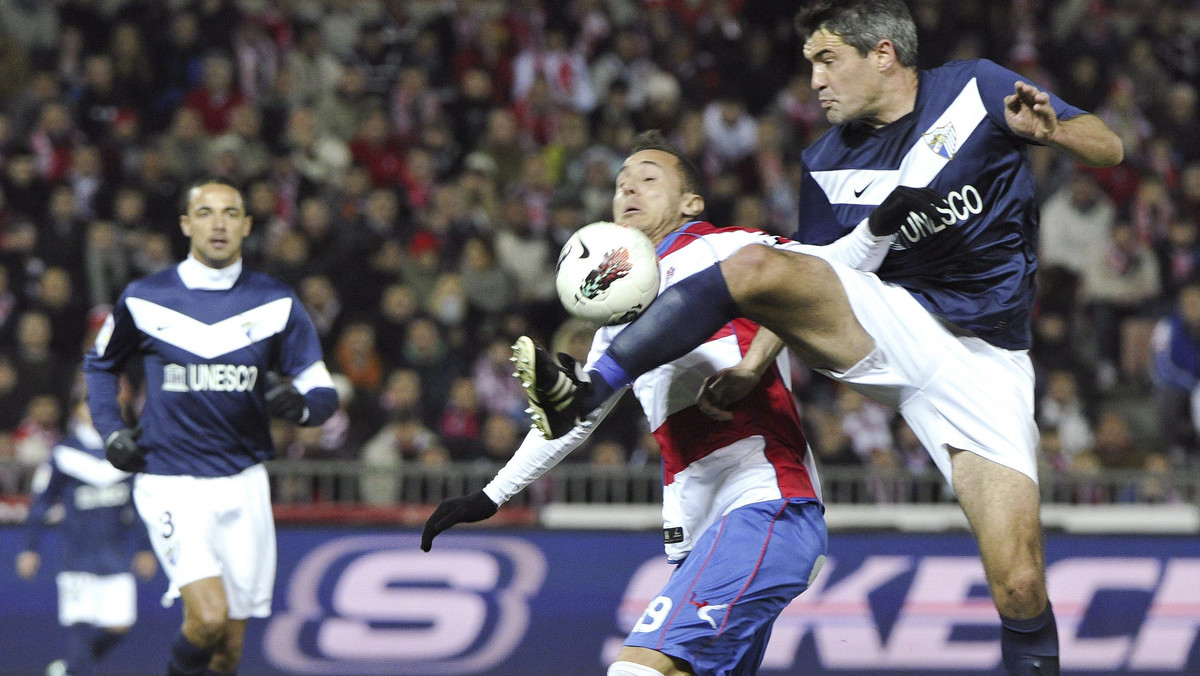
[1004,81,1124,167]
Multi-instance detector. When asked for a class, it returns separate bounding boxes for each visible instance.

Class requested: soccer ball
[555,222,660,326]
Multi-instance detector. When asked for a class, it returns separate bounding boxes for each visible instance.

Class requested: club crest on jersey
[922,122,958,160]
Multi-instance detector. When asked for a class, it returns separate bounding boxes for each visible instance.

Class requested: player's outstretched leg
[512,336,590,438]
[952,450,1058,676]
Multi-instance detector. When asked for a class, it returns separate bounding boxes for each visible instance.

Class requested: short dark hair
[795,0,919,69]
[628,130,704,197]
[180,176,243,215]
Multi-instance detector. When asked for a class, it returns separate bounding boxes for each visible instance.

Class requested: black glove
[867,186,946,237]
[266,377,307,423]
[421,490,499,552]
[105,426,146,472]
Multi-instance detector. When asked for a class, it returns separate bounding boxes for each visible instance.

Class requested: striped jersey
[488,221,822,562]
[83,257,338,477]
[23,423,147,575]
[796,58,1086,350]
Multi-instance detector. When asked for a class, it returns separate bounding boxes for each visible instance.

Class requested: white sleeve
[777,218,895,272]
[482,387,628,505]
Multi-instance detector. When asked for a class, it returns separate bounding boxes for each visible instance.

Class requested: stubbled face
[180,183,251,269]
[613,149,701,243]
[804,28,884,125]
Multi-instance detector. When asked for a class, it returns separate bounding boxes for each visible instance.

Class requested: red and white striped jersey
[593,221,821,561]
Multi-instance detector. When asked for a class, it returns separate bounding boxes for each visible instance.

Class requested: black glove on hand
[266,378,307,423]
[867,186,946,237]
[105,426,146,472]
[421,490,499,552]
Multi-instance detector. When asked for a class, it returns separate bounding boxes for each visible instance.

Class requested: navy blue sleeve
[83,297,141,439]
[22,462,66,553]
[974,59,1088,134]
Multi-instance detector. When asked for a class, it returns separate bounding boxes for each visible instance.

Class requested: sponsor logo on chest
[163,363,259,392]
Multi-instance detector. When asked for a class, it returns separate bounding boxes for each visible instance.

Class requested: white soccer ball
[555,221,660,326]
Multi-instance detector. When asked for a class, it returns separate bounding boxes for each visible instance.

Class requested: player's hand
[697,368,761,421]
[266,377,308,424]
[133,550,158,580]
[421,490,498,552]
[105,426,146,472]
[15,551,39,579]
[868,186,946,236]
[1004,81,1059,143]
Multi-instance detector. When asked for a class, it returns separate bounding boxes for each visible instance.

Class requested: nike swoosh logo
[579,241,590,258]
[853,183,872,198]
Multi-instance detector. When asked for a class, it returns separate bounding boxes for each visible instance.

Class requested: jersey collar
[177,255,243,290]
[656,221,704,256]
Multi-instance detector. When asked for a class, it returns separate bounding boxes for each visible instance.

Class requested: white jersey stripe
[810,77,988,205]
[126,297,293,359]
[53,445,131,486]
[291,359,335,394]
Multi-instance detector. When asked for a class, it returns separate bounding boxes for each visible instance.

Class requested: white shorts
[133,464,276,619]
[56,571,136,628]
[821,264,1039,485]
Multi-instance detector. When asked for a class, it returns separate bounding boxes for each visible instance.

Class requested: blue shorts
[624,498,827,676]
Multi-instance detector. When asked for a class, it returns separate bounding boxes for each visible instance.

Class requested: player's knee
[993,563,1047,614]
[722,245,792,303]
[183,613,228,648]
[608,661,667,676]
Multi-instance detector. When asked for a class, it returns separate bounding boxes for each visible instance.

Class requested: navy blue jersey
[1153,313,1200,391]
[796,59,1086,349]
[83,258,338,477]
[23,425,147,575]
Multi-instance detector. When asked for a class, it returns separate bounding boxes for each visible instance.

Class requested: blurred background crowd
[2,0,1200,504]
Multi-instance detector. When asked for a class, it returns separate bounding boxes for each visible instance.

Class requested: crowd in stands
[2,0,1200,504]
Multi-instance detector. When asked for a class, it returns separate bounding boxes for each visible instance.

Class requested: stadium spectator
[360,408,441,505]
[1081,220,1161,390]
[1155,216,1200,304]
[30,266,86,359]
[333,320,384,394]
[0,0,58,61]
[316,62,372,143]
[439,376,483,461]
[159,107,210,184]
[1039,170,1116,288]
[1152,281,1200,466]
[207,104,272,183]
[285,22,342,107]
[297,273,344,354]
[1037,369,1095,462]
